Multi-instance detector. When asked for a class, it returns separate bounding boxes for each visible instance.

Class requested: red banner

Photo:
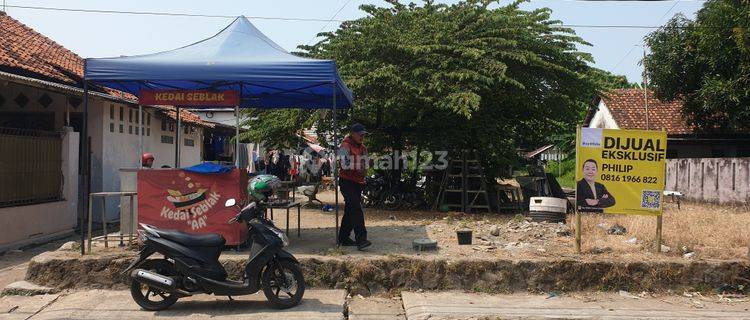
[139,90,239,106]
[137,169,248,245]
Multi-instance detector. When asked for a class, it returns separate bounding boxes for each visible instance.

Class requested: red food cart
[137,168,248,245]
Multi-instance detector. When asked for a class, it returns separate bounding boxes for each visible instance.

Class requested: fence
[666,157,750,204]
[0,127,63,207]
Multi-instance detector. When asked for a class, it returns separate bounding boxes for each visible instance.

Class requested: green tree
[245,0,601,178]
[645,0,750,132]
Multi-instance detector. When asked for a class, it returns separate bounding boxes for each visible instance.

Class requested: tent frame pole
[80,79,89,255]
[139,105,143,168]
[175,106,181,168]
[332,82,339,245]
[235,104,240,167]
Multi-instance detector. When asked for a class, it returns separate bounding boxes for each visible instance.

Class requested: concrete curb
[25,250,750,295]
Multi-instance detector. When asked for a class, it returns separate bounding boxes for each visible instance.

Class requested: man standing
[142,153,155,168]
[337,123,371,250]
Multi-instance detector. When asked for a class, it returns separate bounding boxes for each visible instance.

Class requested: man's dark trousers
[338,178,367,243]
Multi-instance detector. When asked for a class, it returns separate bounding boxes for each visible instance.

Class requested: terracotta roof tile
[0,12,209,127]
[152,106,214,128]
[600,88,692,135]
[0,12,82,85]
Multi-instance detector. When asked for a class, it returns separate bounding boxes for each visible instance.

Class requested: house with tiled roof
[0,12,214,251]
[583,88,750,158]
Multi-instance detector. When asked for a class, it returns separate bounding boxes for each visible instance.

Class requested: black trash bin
[456,230,473,245]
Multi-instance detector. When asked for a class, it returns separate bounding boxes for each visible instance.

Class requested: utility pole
[643,42,649,131]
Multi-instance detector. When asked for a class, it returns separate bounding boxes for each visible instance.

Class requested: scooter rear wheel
[261,259,305,309]
[130,259,179,311]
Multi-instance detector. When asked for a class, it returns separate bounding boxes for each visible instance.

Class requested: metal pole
[236,84,243,168]
[332,83,339,245]
[102,197,108,248]
[574,126,582,254]
[175,106,181,168]
[129,194,135,245]
[139,105,143,168]
[643,43,649,130]
[643,42,662,253]
[81,78,89,255]
[87,194,93,254]
[235,105,240,167]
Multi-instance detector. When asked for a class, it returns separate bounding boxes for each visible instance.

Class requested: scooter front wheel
[261,259,305,309]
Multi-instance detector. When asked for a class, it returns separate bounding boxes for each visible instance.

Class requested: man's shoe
[356,240,372,251]
[339,238,357,246]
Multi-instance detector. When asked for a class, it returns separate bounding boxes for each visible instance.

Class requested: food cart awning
[84,16,353,109]
[80,16,351,252]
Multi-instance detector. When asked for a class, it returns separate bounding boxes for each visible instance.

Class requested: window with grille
[0,128,62,207]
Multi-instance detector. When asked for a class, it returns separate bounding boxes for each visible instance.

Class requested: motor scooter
[123,198,305,310]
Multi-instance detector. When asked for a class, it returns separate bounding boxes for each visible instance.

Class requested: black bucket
[456,230,473,245]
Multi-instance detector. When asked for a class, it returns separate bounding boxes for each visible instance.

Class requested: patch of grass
[575,202,750,260]
[546,158,575,189]
[320,247,347,256]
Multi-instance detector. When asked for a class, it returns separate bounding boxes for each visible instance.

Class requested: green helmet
[248,174,281,201]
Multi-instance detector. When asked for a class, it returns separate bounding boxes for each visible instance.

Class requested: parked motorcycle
[363,172,427,210]
[123,175,305,311]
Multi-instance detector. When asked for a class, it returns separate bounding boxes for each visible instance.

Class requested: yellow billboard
[575,128,667,216]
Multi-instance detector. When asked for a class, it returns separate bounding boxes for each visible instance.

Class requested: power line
[610,45,638,72]
[608,0,681,74]
[3,4,344,22]
[307,0,354,45]
[657,0,681,23]
[3,4,703,29]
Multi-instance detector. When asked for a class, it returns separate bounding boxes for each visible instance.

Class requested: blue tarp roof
[84,16,353,109]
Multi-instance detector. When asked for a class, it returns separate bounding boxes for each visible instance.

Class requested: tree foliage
[645,0,750,132]
[245,0,605,177]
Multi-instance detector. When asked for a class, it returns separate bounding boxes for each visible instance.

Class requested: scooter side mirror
[224,198,236,207]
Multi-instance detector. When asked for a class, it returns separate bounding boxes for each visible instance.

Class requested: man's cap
[351,123,367,134]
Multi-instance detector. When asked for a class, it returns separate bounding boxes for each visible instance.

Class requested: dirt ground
[219,190,750,262]
[0,236,76,290]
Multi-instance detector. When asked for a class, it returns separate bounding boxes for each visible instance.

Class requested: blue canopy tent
[81,16,353,253]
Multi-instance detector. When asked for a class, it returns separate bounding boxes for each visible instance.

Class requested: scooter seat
[155,229,226,247]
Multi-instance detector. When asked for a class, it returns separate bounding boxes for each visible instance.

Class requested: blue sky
[3,0,705,83]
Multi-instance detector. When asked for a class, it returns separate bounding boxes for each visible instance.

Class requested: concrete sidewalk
[402,291,750,320]
[348,297,405,320]
[1,289,346,320]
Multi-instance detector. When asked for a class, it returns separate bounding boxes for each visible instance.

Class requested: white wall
[97,104,203,222]
[188,109,237,128]
[1,81,204,225]
[588,101,619,129]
